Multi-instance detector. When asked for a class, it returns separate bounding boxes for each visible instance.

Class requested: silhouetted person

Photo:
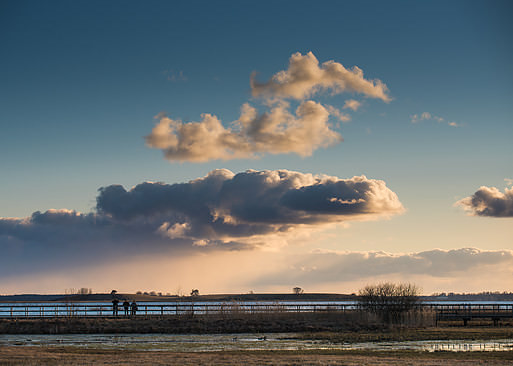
[112,298,119,316]
[123,300,130,316]
[131,301,138,316]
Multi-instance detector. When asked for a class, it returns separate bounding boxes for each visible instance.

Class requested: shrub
[358,282,421,323]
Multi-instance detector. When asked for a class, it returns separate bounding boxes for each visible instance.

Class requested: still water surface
[1,333,512,352]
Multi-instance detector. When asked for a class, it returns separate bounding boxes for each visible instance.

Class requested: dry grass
[1,347,513,365]
[0,309,439,335]
[294,327,513,343]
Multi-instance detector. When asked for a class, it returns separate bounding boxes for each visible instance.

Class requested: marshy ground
[1,328,513,365]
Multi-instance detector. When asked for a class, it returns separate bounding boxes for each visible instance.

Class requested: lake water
[0,333,511,352]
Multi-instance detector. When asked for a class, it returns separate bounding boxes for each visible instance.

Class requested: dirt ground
[1,347,513,366]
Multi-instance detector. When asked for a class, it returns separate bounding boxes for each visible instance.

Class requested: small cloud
[420,112,431,120]
[163,70,187,82]
[410,112,460,127]
[343,99,362,111]
[456,185,513,217]
[325,105,351,122]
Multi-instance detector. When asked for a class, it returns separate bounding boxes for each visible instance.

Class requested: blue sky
[1,0,512,294]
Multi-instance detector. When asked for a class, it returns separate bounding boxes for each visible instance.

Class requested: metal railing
[0,302,354,319]
[0,302,512,319]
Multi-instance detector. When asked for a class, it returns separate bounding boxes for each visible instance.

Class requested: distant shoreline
[0,293,356,303]
[2,292,513,303]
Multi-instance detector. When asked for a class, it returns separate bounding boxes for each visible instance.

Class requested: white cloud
[343,99,362,111]
[146,101,342,162]
[410,111,461,127]
[325,105,351,122]
[148,52,391,163]
[251,52,390,102]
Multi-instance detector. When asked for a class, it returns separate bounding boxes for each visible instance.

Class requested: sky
[1,0,512,295]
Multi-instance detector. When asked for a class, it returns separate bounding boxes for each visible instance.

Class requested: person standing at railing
[131,300,138,316]
[112,298,120,316]
[123,300,130,316]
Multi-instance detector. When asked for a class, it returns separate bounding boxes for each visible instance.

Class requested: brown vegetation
[0,309,436,335]
[1,347,513,365]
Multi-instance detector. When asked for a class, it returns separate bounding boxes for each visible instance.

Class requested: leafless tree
[358,282,421,323]
[190,289,199,296]
[293,287,304,295]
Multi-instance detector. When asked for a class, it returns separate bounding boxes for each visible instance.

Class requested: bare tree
[358,282,421,323]
[293,287,304,295]
[190,289,199,297]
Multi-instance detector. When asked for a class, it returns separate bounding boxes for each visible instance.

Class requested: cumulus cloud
[146,101,342,162]
[0,169,403,276]
[96,169,404,238]
[456,186,513,217]
[251,52,391,102]
[148,52,391,162]
[256,248,513,285]
[410,112,460,127]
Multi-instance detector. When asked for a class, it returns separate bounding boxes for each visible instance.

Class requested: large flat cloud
[0,169,403,276]
[251,52,391,102]
[146,101,341,162]
[255,248,513,286]
[456,186,513,217]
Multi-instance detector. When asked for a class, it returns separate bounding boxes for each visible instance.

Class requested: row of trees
[65,288,92,295]
[133,289,201,297]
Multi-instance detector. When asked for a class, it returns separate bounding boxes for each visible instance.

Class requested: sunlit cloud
[251,52,391,102]
[255,248,513,286]
[456,185,513,217]
[146,101,342,162]
[325,105,351,122]
[0,169,403,278]
[343,99,362,111]
[2,247,512,295]
[147,52,391,163]
[410,111,461,127]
